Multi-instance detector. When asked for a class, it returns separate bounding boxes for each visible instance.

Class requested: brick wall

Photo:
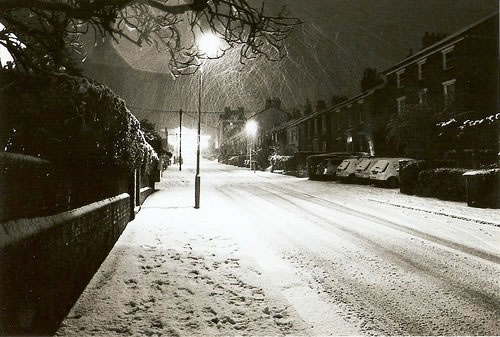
[0,193,130,335]
[140,187,155,205]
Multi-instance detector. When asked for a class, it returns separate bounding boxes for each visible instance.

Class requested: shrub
[269,154,291,172]
[399,160,427,195]
[463,168,500,208]
[400,159,460,195]
[0,71,157,172]
[418,168,468,202]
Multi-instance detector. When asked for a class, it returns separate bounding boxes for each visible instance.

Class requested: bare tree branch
[0,0,302,76]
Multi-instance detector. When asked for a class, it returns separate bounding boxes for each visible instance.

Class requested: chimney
[265,97,281,110]
[316,99,326,112]
[331,95,348,106]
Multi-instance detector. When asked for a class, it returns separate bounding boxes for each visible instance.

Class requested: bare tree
[0,0,301,75]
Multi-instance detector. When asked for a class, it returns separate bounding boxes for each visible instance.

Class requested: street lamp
[245,120,258,172]
[195,32,221,209]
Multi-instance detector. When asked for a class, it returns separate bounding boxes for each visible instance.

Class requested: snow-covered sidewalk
[56,161,500,336]
[56,166,311,336]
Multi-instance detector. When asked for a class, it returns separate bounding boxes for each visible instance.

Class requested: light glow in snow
[168,127,211,163]
[245,120,258,136]
[198,32,222,58]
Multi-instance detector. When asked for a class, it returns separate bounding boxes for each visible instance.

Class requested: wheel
[387,177,399,188]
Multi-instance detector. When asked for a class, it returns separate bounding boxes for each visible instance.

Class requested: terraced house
[218,11,498,165]
[383,11,498,125]
[267,11,498,159]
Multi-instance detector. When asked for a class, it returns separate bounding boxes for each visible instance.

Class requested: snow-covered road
[57,160,500,336]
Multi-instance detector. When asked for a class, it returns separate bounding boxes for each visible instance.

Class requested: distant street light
[195,32,221,209]
[245,120,258,172]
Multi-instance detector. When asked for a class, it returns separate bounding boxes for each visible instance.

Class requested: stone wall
[0,193,130,335]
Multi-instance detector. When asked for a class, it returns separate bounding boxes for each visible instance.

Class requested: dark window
[443,47,455,70]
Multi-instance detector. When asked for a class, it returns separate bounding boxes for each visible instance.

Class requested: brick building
[384,12,498,120]
[269,12,498,159]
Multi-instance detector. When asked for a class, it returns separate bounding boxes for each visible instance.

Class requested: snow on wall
[0,193,131,335]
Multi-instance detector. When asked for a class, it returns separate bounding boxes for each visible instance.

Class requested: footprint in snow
[177,287,194,295]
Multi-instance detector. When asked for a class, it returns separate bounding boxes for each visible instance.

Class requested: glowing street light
[198,33,221,58]
[245,120,258,172]
[195,32,221,209]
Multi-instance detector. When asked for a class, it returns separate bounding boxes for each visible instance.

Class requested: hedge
[399,160,426,195]
[399,159,458,195]
[0,70,157,172]
[463,168,500,208]
[418,168,468,202]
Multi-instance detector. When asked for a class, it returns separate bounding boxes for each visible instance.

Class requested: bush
[463,168,500,208]
[400,159,460,195]
[0,70,157,172]
[444,149,496,168]
[269,154,291,172]
[418,168,469,202]
[399,160,427,195]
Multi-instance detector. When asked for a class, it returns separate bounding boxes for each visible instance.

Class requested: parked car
[336,158,364,182]
[369,158,412,187]
[307,152,354,180]
[354,157,378,183]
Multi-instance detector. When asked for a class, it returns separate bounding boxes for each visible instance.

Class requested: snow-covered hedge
[399,160,427,195]
[269,154,291,172]
[463,168,500,208]
[418,168,468,202]
[1,71,157,171]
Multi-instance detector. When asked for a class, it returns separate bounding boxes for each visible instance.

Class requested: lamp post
[179,109,182,171]
[245,120,258,172]
[195,32,220,209]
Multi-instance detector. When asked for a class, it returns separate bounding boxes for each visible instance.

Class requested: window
[442,79,456,99]
[442,46,455,70]
[321,115,327,134]
[417,58,426,80]
[397,96,406,114]
[418,88,428,104]
[396,69,405,88]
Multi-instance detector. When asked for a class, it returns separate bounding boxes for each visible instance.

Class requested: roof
[247,105,291,121]
[270,83,385,132]
[383,11,498,75]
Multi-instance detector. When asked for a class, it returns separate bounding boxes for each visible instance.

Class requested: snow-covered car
[354,158,378,183]
[307,152,352,180]
[369,158,411,187]
[336,158,364,182]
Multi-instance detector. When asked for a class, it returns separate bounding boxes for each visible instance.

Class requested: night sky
[82,0,498,125]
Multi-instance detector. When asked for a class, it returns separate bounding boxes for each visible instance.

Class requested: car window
[373,160,389,172]
[357,159,371,170]
[337,160,350,170]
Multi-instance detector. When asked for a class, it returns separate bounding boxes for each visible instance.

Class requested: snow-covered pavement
[57,160,500,336]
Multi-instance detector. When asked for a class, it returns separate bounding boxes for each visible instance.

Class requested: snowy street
[57,160,500,336]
